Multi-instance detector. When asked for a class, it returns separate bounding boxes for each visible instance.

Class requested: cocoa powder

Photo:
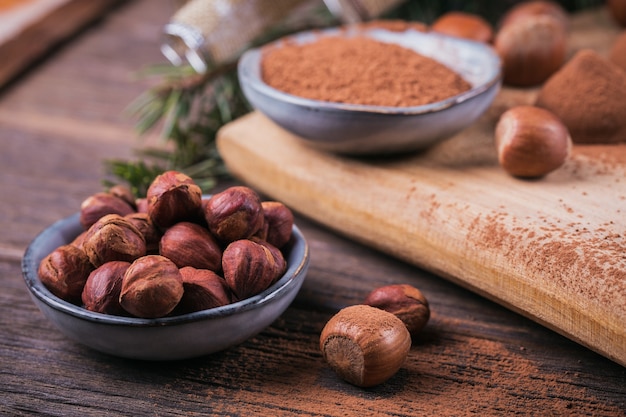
[261,35,471,107]
[535,49,626,144]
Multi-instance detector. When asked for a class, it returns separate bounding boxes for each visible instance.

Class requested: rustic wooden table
[1,1,624,415]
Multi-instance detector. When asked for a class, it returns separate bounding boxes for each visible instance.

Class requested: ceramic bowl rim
[238,26,502,116]
[21,212,309,328]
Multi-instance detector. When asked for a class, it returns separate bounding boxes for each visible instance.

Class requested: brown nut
[147,170,203,229]
[80,192,135,229]
[108,185,136,210]
[495,105,571,178]
[124,212,161,254]
[120,255,184,318]
[174,267,232,314]
[261,201,294,249]
[251,237,287,279]
[38,244,93,304]
[83,214,147,267]
[431,11,493,43]
[204,186,264,244]
[494,15,567,87]
[320,305,411,388]
[81,261,130,315]
[499,1,569,31]
[363,284,430,337]
[159,222,222,271]
[222,239,282,300]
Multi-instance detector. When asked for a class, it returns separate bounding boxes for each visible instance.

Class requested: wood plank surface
[1,1,625,416]
[0,0,126,88]
[217,8,626,367]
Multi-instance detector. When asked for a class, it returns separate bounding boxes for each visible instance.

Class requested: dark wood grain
[0,1,625,416]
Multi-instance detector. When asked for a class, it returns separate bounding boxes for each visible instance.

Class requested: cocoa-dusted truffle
[535,49,626,144]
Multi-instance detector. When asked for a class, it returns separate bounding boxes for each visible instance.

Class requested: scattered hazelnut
[608,0,626,26]
[147,171,203,229]
[431,11,493,43]
[205,186,265,243]
[498,1,569,32]
[159,222,222,271]
[363,284,430,337]
[81,261,130,315]
[495,105,571,178]
[175,267,232,314]
[120,255,184,318]
[320,305,411,388]
[38,245,93,304]
[79,192,135,230]
[261,201,294,249]
[82,214,147,267]
[494,15,567,86]
[222,239,283,300]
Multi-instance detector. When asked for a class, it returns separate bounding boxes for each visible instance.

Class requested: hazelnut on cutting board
[494,1,569,87]
[495,105,571,178]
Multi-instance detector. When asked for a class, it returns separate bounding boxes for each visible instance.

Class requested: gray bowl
[22,213,309,361]
[238,27,502,155]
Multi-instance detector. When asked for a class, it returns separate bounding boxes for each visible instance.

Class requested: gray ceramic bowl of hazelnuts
[238,25,502,155]
[21,192,309,361]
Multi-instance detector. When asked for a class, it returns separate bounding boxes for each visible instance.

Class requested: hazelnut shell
[495,105,571,178]
[320,305,411,387]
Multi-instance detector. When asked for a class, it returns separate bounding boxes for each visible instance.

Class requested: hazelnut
[320,305,411,388]
[363,284,430,337]
[495,105,571,178]
[120,255,184,318]
[608,0,626,26]
[494,15,567,87]
[108,185,136,210]
[147,170,203,229]
[261,201,294,249]
[135,198,149,214]
[159,222,222,271]
[124,212,161,254]
[222,239,282,300]
[499,1,569,31]
[204,186,264,244]
[431,11,493,43]
[79,192,135,229]
[175,267,232,314]
[83,214,147,267]
[38,245,93,304]
[251,237,287,278]
[81,261,130,315]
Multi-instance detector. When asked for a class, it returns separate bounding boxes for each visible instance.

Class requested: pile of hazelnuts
[38,171,294,319]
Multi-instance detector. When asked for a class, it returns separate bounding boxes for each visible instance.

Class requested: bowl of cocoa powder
[238,24,501,155]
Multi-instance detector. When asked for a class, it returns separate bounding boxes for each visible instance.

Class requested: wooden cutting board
[216,8,626,367]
